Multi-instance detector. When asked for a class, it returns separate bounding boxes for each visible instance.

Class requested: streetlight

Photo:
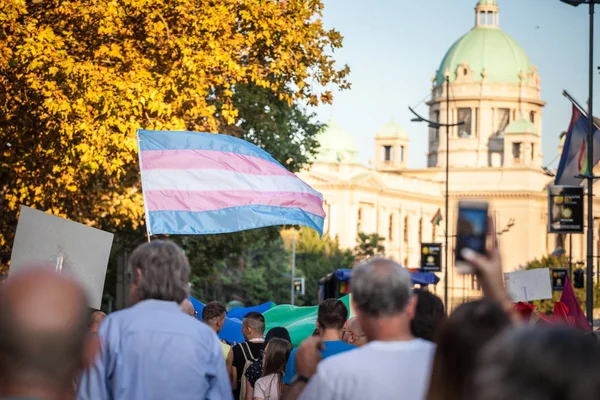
[409,75,465,311]
[559,0,598,327]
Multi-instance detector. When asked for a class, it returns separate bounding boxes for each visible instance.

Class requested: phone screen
[455,204,488,263]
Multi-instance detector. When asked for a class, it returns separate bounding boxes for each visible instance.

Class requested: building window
[530,111,536,123]
[388,214,394,241]
[404,216,409,243]
[475,108,479,137]
[531,144,535,161]
[496,108,510,136]
[399,146,404,162]
[487,12,493,25]
[434,111,440,140]
[357,208,362,232]
[418,218,423,243]
[432,225,437,242]
[458,108,472,138]
[512,142,522,162]
[382,145,393,162]
[479,11,485,25]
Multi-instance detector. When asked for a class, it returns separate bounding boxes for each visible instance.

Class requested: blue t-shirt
[283,340,356,385]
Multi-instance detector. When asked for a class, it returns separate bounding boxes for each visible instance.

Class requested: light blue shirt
[283,340,356,385]
[77,300,232,400]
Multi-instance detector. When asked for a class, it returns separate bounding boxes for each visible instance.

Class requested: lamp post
[409,76,465,311]
[560,0,597,327]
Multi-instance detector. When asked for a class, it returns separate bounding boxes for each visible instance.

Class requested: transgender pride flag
[137,130,325,236]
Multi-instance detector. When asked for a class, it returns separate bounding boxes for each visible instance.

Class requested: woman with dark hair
[253,338,292,400]
[470,326,600,400]
[411,289,445,342]
[426,299,512,400]
[244,327,291,400]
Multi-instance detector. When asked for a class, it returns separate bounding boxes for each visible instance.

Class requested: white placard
[9,206,114,309]
[504,268,553,303]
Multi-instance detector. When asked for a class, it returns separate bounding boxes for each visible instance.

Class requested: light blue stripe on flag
[138,130,280,165]
[148,206,325,235]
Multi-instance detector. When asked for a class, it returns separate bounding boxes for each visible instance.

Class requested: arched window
[403,216,409,243]
[419,218,423,243]
[357,208,363,233]
[388,214,394,241]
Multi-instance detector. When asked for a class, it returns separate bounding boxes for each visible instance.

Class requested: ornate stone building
[297,0,600,310]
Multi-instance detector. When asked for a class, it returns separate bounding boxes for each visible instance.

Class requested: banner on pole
[548,185,584,234]
[551,268,569,291]
[420,243,442,272]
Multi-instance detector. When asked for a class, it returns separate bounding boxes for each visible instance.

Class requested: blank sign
[9,206,114,309]
[504,268,553,303]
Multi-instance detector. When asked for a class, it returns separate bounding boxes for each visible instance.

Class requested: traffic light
[574,268,585,289]
[293,278,305,296]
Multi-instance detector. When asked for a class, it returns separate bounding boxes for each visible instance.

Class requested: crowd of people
[1,218,600,399]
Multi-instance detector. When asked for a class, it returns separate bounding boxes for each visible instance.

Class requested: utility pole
[409,76,465,312]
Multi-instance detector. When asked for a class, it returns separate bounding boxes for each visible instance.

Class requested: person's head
[179,299,197,318]
[128,240,190,305]
[89,311,107,334]
[265,327,291,344]
[201,301,227,334]
[471,326,600,400]
[262,338,293,392]
[0,267,98,397]
[342,317,367,346]
[242,311,265,340]
[411,288,445,342]
[351,257,415,340]
[316,298,348,334]
[426,299,512,400]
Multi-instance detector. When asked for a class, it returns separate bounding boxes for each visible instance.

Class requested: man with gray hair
[285,257,436,400]
[78,240,232,400]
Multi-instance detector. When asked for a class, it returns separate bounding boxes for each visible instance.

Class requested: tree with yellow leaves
[0,0,350,270]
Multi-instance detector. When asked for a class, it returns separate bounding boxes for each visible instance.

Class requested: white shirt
[254,374,280,400]
[299,339,436,400]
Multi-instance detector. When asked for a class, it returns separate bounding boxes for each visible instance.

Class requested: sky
[314,0,600,170]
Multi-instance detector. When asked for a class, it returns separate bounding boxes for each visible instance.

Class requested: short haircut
[265,327,291,344]
[0,272,89,386]
[352,257,412,317]
[243,312,265,335]
[128,240,190,303]
[202,301,226,324]
[411,289,445,342]
[317,299,348,330]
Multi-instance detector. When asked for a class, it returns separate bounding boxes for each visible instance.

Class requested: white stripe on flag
[142,169,323,198]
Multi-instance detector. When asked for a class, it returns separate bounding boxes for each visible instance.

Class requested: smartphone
[455,200,489,274]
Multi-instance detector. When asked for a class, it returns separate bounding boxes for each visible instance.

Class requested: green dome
[478,0,497,5]
[505,116,537,135]
[377,121,409,139]
[315,118,359,164]
[435,27,532,86]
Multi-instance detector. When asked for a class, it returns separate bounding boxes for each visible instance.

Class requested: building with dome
[297,0,600,309]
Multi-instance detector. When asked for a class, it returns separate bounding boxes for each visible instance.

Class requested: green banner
[264,294,351,348]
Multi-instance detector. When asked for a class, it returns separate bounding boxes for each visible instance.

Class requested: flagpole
[585,0,595,328]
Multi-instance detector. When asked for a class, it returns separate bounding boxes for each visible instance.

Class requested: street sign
[548,185,584,233]
[551,268,569,291]
[420,243,442,272]
[293,277,305,296]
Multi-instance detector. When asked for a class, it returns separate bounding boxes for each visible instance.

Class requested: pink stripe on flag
[140,150,294,176]
[144,190,326,217]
